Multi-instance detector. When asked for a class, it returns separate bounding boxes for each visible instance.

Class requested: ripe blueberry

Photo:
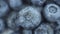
[44,3,60,22]
[15,6,41,29]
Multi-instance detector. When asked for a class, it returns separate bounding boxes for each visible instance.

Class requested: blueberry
[0,0,9,17]
[8,0,22,10]
[31,0,46,6]
[15,6,41,29]
[44,3,60,22]
[0,19,5,33]
[23,29,32,34]
[7,12,18,30]
[34,23,54,34]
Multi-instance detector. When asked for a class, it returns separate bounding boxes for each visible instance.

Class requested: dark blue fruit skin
[34,23,54,34]
[8,0,22,10]
[15,6,41,29]
[54,0,60,5]
[44,3,60,22]
[0,19,5,33]
[0,0,9,17]
[31,0,46,6]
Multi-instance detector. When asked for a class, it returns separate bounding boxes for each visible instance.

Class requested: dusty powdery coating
[15,6,41,29]
[0,19,5,33]
[31,0,46,6]
[0,0,9,17]
[44,3,60,22]
[35,23,54,34]
[9,0,22,10]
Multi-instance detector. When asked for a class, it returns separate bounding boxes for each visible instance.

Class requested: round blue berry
[44,3,60,22]
[15,6,41,29]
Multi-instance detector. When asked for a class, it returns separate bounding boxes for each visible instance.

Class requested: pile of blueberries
[0,0,60,34]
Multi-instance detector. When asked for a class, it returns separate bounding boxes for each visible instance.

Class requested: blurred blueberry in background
[8,0,22,10]
[0,0,9,17]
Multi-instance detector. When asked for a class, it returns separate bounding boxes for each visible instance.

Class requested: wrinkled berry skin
[31,0,46,6]
[15,6,41,29]
[35,23,54,34]
[0,19,5,33]
[43,3,60,22]
[8,0,22,10]
[0,0,9,17]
